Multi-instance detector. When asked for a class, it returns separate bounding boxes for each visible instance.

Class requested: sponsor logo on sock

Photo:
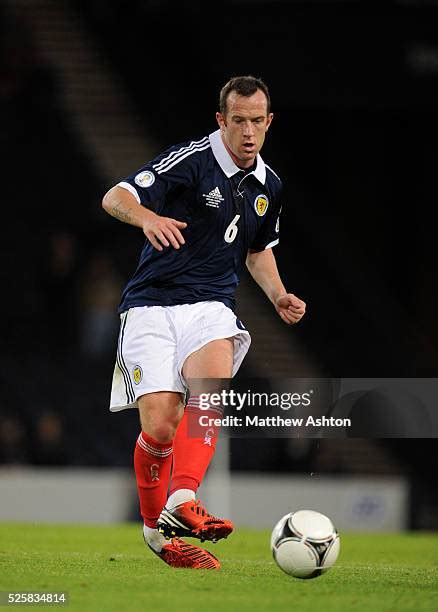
[203,427,215,446]
[150,463,160,481]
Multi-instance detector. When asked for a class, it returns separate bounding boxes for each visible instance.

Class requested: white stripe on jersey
[153,137,209,173]
[265,238,279,249]
[265,164,281,181]
[156,142,211,175]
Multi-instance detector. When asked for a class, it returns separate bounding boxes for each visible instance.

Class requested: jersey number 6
[224,214,241,244]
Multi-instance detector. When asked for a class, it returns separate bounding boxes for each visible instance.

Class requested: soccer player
[102,75,306,569]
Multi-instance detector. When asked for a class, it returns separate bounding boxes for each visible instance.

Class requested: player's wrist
[272,289,288,305]
[141,208,158,230]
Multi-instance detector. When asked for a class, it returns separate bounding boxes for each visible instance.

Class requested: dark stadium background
[1,0,437,528]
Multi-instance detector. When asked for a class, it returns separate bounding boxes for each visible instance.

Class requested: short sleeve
[117,136,210,206]
[250,195,282,252]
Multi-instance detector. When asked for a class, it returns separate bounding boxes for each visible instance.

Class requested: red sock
[134,431,173,528]
[169,396,219,496]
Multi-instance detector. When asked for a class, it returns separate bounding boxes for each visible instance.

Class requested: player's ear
[266,112,274,131]
[216,111,226,130]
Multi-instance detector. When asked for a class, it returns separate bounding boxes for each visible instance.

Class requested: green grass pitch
[0,523,437,611]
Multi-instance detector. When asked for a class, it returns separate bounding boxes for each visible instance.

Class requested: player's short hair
[219,75,271,115]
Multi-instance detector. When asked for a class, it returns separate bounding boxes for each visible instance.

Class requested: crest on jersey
[133,365,143,385]
[254,194,269,216]
[134,170,155,188]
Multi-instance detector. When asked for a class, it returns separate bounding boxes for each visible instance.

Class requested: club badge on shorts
[133,365,143,385]
[254,194,269,216]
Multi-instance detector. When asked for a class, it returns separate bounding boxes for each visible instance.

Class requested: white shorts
[109,301,251,411]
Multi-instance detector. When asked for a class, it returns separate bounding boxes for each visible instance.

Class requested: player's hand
[142,212,187,251]
[275,293,306,325]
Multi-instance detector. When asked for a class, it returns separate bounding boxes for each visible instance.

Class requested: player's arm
[102,185,186,251]
[246,248,306,325]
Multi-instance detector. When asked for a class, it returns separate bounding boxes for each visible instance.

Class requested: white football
[270,509,340,579]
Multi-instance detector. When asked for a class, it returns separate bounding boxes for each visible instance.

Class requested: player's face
[216,89,273,168]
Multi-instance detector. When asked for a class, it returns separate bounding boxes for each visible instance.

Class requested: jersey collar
[209,129,267,185]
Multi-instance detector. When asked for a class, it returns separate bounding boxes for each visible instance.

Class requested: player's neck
[237,159,257,174]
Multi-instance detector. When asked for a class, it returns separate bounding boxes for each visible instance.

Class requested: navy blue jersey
[116,129,282,313]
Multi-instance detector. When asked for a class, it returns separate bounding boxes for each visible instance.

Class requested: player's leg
[172,337,233,495]
[158,338,234,542]
[136,390,220,569]
[135,390,182,539]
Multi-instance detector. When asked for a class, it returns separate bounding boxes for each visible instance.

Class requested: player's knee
[138,396,183,443]
[146,420,179,443]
